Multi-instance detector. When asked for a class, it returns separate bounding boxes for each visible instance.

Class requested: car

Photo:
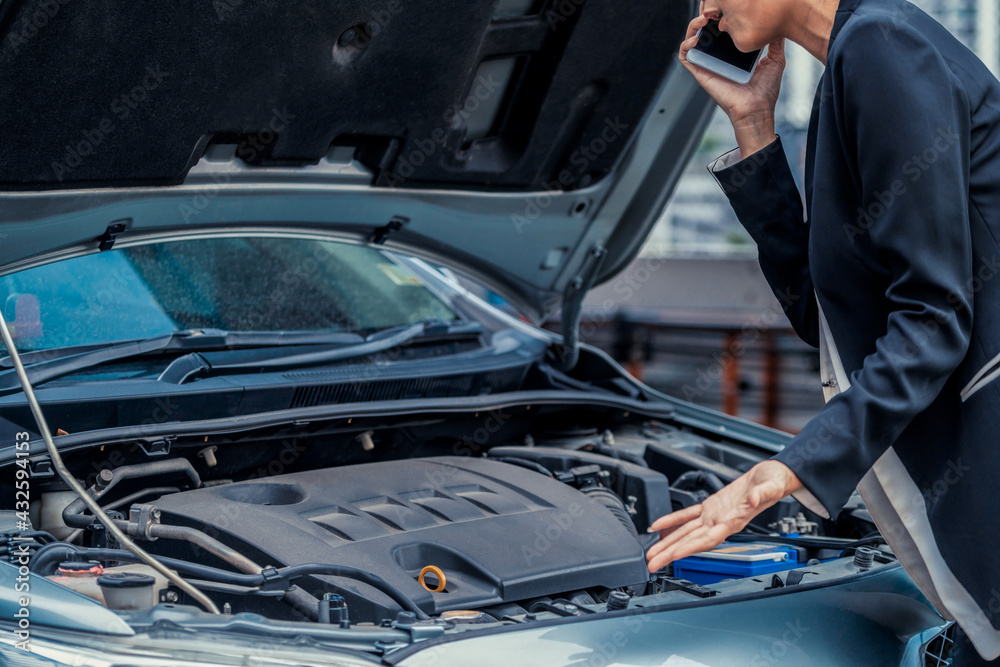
[0,1,955,665]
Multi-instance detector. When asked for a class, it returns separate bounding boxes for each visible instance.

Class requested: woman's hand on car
[644,460,803,572]
[678,10,787,158]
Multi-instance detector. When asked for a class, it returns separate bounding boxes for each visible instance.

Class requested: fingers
[647,504,702,533]
[764,38,786,66]
[645,466,797,572]
[678,16,708,72]
[647,524,732,572]
[768,38,785,57]
[686,13,709,40]
[645,515,704,562]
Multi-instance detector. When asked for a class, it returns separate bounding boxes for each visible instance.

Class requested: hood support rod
[0,310,221,614]
[551,243,607,372]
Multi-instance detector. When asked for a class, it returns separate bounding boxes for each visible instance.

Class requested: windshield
[0,237,456,352]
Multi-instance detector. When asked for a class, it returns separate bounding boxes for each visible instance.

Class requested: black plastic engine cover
[152,457,648,617]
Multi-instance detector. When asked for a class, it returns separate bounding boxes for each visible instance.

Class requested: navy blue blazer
[711,0,1000,658]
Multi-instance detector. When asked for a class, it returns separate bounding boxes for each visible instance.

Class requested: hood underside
[0,0,711,321]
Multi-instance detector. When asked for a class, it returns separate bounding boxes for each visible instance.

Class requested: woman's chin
[731,34,763,54]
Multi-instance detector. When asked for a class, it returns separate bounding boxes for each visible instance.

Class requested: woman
[644,0,1000,662]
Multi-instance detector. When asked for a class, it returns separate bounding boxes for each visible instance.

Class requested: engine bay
[150,456,650,621]
[1,401,891,630]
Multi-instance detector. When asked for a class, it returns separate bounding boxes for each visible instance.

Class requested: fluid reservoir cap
[98,572,156,589]
[57,561,104,576]
[98,572,157,611]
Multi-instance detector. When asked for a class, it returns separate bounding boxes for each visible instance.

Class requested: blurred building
[914,0,999,76]
[650,0,999,256]
[618,0,999,430]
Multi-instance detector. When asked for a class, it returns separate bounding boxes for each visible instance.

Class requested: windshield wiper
[158,319,484,384]
[0,328,365,396]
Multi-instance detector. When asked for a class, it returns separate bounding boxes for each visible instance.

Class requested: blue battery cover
[672,541,805,585]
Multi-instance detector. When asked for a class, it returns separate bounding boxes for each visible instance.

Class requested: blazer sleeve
[771,18,974,517]
[710,137,820,347]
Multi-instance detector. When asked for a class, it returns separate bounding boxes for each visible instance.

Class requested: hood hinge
[551,243,607,372]
[97,218,131,251]
[371,215,410,245]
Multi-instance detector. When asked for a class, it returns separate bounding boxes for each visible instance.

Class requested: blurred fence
[547,255,827,433]
[556,313,823,433]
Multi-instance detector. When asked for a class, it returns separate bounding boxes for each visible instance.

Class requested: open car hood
[0,0,711,323]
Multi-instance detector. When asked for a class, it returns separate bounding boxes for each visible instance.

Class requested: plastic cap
[606,590,631,611]
[98,572,156,589]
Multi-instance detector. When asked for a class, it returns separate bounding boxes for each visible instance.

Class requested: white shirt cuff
[708,147,744,173]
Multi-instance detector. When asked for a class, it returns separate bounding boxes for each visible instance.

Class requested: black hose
[728,533,887,551]
[581,487,639,542]
[0,531,57,543]
[31,544,430,620]
[673,471,726,494]
[29,544,253,584]
[278,564,430,619]
[490,457,554,478]
[28,543,87,575]
[63,459,200,528]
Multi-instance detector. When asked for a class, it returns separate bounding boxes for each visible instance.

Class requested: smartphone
[687,19,767,85]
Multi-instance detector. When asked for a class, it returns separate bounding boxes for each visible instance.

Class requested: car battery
[672,542,806,585]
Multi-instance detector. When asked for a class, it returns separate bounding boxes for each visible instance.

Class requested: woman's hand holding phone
[679,11,787,158]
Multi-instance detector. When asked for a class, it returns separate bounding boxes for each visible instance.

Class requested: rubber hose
[582,487,639,542]
[490,456,554,477]
[673,471,726,494]
[29,544,430,620]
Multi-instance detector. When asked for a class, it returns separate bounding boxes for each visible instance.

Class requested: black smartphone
[688,19,766,84]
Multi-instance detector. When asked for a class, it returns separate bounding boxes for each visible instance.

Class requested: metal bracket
[259,566,287,591]
[128,503,161,540]
[551,243,607,372]
[371,215,409,245]
[97,219,131,251]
